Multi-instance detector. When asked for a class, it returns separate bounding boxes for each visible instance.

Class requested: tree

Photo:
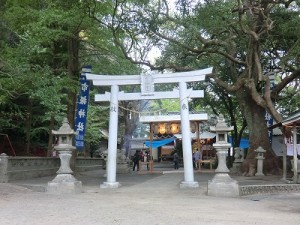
[0,0,146,155]
[0,0,86,154]
[103,0,300,175]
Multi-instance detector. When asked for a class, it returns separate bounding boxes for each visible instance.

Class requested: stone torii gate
[86,67,213,188]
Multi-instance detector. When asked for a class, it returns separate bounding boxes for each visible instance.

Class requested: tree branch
[271,69,300,97]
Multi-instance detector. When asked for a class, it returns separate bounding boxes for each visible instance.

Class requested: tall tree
[103,0,300,175]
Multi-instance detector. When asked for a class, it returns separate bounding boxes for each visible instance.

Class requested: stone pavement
[1,167,300,225]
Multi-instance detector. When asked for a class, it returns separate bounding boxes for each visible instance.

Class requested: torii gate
[86,67,213,188]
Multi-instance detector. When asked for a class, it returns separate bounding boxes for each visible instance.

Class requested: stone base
[117,163,130,174]
[255,172,265,176]
[47,174,82,194]
[230,162,242,174]
[180,181,199,189]
[0,174,8,183]
[215,167,230,173]
[207,173,240,197]
[100,181,121,189]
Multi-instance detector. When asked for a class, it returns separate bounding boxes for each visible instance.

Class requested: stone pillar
[255,146,266,176]
[101,84,120,188]
[0,153,9,183]
[214,144,230,173]
[179,81,199,188]
[281,145,287,181]
[101,150,108,170]
[292,126,298,183]
[57,150,73,174]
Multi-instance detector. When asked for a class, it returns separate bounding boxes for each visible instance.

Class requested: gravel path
[1,171,300,225]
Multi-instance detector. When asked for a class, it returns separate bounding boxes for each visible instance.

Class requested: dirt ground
[1,171,300,225]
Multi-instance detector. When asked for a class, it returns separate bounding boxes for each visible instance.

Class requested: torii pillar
[179,81,198,188]
[102,84,120,188]
[86,68,213,188]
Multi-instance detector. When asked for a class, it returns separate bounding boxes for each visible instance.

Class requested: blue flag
[75,66,91,150]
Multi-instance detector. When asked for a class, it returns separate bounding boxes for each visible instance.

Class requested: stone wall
[2,156,60,182]
[240,184,300,196]
[0,154,104,182]
[75,158,104,172]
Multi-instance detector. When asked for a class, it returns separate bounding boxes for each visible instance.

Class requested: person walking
[133,150,140,171]
[194,149,201,170]
[173,152,179,170]
[146,151,151,170]
[192,152,196,169]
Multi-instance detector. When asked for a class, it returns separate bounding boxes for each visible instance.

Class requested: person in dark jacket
[133,150,140,171]
[173,153,179,170]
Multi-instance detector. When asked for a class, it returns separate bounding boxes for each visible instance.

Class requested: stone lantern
[207,114,239,197]
[255,146,266,176]
[47,118,82,194]
[210,114,233,173]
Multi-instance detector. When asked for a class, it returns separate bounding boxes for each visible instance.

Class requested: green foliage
[148,99,180,113]
[1,0,298,157]
[85,104,109,151]
[0,0,143,153]
[105,0,300,161]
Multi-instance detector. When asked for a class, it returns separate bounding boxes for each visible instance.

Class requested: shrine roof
[282,110,300,127]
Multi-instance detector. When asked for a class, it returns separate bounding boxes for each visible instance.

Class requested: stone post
[116,149,130,174]
[292,126,298,183]
[207,115,239,197]
[101,150,108,170]
[255,146,266,176]
[47,118,82,194]
[0,153,9,183]
[230,147,244,174]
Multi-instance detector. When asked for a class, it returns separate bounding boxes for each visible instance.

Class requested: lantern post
[47,118,82,194]
[207,115,239,197]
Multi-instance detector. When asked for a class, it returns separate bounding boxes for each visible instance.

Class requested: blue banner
[144,137,176,148]
[265,80,275,144]
[75,66,91,150]
[265,111,273,143]
[228,137,249,149]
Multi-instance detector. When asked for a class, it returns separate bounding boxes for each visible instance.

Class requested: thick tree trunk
[237,90,281,176]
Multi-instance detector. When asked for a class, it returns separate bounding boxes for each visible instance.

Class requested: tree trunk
[121,101,141,156]
[47,116,55,157]
[237,89,281,176]
[25,100,32,155]
[67,34,80,172]
[67,35,80,129]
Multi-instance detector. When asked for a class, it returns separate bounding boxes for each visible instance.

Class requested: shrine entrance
[86,68,212,188]
[140,113,208,169]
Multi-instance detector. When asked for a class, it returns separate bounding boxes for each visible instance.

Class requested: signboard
[75,66,91,150]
